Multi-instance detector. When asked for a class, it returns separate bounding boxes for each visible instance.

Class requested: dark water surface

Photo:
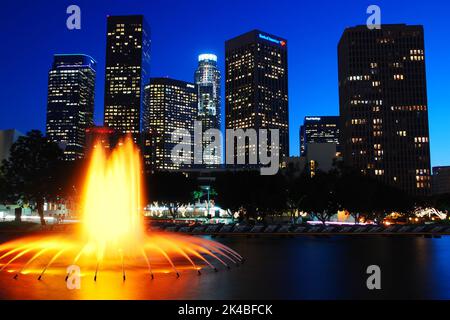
[0,234,449,300]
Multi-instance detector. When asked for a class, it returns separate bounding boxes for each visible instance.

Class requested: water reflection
[1,236,450,300]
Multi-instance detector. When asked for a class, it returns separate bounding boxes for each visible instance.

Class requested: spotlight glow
[0,138,242,281]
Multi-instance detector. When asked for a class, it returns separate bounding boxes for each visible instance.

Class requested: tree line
[146,164,449,224]
[1,130,449,225]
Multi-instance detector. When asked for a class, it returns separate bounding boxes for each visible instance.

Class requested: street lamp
[200,186,211,217]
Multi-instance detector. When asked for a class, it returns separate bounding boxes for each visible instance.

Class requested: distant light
[307,221,373,226]
[306,117,322,121]
[199,54,217,62]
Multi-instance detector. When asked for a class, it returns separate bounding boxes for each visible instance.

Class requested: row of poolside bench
[147,223,450,236]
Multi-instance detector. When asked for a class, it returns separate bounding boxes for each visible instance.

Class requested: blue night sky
[0,0,448,166]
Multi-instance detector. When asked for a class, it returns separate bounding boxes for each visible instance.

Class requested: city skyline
[0,0,449,167]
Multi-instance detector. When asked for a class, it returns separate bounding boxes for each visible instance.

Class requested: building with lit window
[46,54,96,160]
[195,54,221,165]
[143,78,197,171]
[104,15,151,142]
[338,24,431,196]
[225,30,289,164]
[300,116,340,157]
[432,166,450,195]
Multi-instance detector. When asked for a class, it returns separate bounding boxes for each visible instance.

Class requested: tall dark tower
[46,54,96,160]
[104,15,151,142]
[338,24,431,196]
[225,30,289,164]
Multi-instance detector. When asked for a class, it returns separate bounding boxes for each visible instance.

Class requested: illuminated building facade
[300,116,340,157]
[338,24,431,196]
[46,54,96,160]
[225,30,289,164]
[104,15,151,142]
[143,78,197,171]
[195,54,221,165]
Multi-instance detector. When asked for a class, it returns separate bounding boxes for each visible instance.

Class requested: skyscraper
[225,30,289,164]
[143,78,197,171]
[338,24,431,196]
[46,54,96,160]
[104,15,151,142]
[195,54,221,165]
[300,116,340,157]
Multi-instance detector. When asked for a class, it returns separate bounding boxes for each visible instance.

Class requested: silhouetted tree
[146,172,197,219]
[433,194,450,215]
[282,164,302,221]
[0,172,15,221]
[336,169,375,223]
[334,165,414,224]
[298,170,340,225]
[215,171,253,216]
[215,171,287,222]
[0,130,63,225]
[363,179,413,224]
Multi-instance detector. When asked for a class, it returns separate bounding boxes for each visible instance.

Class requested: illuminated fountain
[0,138,242,281]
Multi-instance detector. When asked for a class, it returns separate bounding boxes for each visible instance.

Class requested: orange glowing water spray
[0,138,243,281]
